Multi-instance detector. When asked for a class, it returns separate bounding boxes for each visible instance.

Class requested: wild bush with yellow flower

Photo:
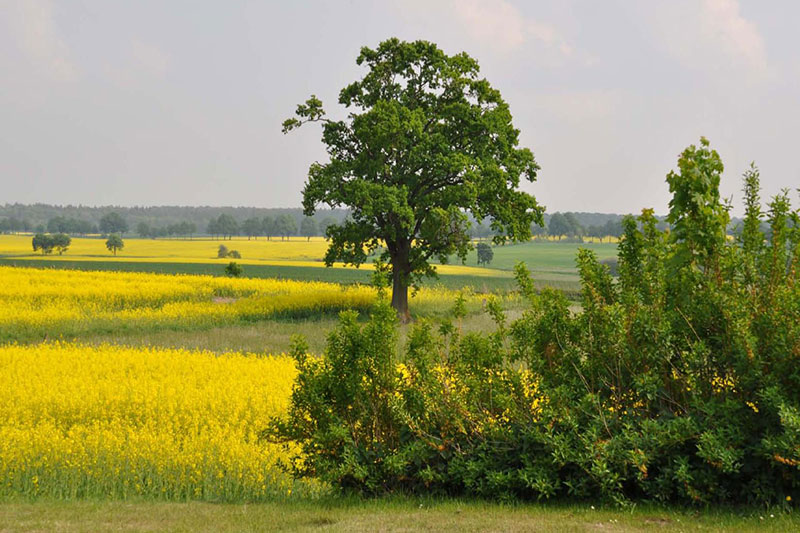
[271,139,800,505]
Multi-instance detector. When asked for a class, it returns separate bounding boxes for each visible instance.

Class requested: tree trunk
[391,268,410,323]
[390,242,411,322]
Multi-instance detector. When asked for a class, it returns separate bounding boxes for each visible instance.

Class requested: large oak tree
[283,38,543,320]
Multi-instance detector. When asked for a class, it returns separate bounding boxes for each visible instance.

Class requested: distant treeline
[0,205,350,238]
[0,204,746,240]
[533,212,751,242]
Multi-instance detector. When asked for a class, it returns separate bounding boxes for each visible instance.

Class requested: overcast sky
[1,1,798,215]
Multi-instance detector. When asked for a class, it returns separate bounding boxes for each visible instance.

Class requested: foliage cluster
[225,261,244,277]
[272,138,800,505]
[217,244,241,259]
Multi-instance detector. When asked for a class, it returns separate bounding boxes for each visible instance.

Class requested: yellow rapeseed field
[0,342,313,500]
[0,234,501,277]
[0,266,474,341]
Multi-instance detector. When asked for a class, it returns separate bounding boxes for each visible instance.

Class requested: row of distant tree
[0,212,130,236]
[0,211,639,241]
[136,221,197,239]
[0,210,341,240]
[6,210,765,244]
[542,213,629,241]
[206,213,336,241]
[0,204,757,242]
[0,204,350,236]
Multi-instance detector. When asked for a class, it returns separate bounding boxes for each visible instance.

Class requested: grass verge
[0,498,795,532]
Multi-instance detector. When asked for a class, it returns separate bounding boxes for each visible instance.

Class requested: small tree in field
[476,242,493,265]
[106,234,124,256]
[52,233,71,255]
[32,234,55,255]
[217,244,229,258]
[283,38,543,320]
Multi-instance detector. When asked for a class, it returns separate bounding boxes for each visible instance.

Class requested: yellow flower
[0,265,483,340]
[0,342,322,500]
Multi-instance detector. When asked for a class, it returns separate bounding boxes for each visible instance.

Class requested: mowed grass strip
[0,499,795,532]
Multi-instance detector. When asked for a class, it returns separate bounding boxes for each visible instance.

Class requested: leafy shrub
[224,261,243,277]
[271,138,800,505]
[218,244,241,259]
[599,257,618,276]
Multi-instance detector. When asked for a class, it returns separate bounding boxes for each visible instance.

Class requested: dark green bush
[270,139,800,505]
[224,261,243,277]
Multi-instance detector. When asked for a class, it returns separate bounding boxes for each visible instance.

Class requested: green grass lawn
[448,239,617,272]
[0,499,793,532]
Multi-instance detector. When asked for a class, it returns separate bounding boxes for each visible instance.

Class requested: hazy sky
[1,1,798,215]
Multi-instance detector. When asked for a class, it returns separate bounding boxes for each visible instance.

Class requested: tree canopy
[99,212,128,235]
[548,212,577,239]
[105,234,124,255]
[283,38,543,319]
[207,214,238,240]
